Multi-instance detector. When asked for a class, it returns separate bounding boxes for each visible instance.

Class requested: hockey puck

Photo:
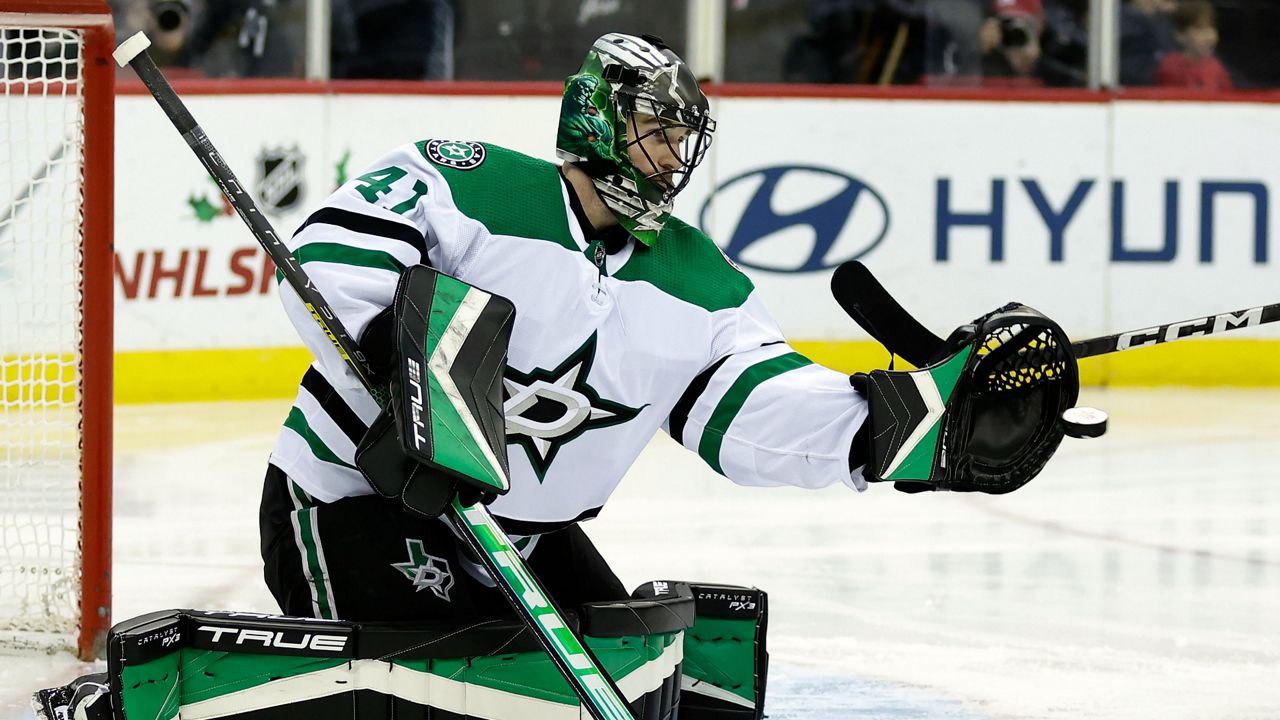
[1061,406,1108,439]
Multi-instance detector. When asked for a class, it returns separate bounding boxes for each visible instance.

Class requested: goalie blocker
[356,264,517,517]
[35,582,769,720]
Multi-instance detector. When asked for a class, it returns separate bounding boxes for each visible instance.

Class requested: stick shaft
[0,140,66,233]
[121,41,633,720]
[833,261,1278,361]
[126,47,376,388]
[1071,303,1280,358]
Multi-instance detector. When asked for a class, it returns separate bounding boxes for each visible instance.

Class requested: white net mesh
[0,26,87,652]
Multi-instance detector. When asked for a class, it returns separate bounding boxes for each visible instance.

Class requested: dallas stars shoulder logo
[391,539,455,601]
[425,140,486,170]
[504,333,645,483]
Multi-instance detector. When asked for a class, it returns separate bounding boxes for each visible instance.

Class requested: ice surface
[3,388,1278,719]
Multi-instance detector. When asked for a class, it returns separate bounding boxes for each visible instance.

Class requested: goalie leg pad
[678,583,769,720]
[42,585,695,720]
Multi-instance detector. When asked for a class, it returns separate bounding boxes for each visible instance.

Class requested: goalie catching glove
[355,265,515,516]
[836,263,1083,494]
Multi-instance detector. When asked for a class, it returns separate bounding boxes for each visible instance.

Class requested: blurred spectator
[1156,0,1232,90]
[1119,0,1176,85]
[782,0,866,83]
[1214,0,1280,88]
[452,0,684,81]
[110,0,194,73]
[782,0,939,85]
[979,0,1044,86]
[1038,0,1087,86]
[724,0,810,82]
[331,0,458,79]
[188,0,304,77]
[110,0,304,77]
[921,0,986,81]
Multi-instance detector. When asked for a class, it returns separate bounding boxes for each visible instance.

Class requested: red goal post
[0,0,113,660]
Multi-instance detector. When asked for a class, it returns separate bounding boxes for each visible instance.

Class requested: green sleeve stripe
[283,407,356,470]
[292,242,406,274]
[697,352,813,475]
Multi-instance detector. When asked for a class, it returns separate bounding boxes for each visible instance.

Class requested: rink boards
[96,90,1280,400]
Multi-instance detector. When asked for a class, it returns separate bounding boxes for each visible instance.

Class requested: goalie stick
[831,261,1280,363]
[113,32,636,720]
[0,139,67,240]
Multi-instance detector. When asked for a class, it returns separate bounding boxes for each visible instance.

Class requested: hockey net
[0,2,113,659]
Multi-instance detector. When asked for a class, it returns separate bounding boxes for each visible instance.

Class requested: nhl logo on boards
[255,145,305,215]
[426,140,486,170]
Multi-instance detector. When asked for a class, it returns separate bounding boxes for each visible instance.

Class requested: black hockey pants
[258,464,628,623]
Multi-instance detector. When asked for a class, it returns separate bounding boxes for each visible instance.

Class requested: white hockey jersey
[269,140,869,535]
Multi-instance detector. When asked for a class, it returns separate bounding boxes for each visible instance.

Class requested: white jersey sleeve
[270,142,487,501]
[276,142,481,391]
[665,291,869,491]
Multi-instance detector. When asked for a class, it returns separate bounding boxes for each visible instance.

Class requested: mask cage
[617,93,715,202]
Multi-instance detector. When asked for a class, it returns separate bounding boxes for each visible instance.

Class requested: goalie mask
[556,33,715,246]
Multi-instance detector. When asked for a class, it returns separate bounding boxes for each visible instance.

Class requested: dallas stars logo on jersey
[425,140,486,170]
[504,333,645,482]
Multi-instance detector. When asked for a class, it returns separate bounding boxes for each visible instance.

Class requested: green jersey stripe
[275,243,405,285]
[283,407,356,470]
[698,352,814,475]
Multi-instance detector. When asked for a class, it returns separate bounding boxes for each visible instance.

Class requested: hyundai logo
[699,165,890,273]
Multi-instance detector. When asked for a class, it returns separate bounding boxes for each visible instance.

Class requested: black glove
[849,303,1079,494]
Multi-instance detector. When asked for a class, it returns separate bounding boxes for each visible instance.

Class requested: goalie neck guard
[556,33,715,246]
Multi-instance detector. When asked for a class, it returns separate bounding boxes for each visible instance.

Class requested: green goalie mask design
[556,33,715,246]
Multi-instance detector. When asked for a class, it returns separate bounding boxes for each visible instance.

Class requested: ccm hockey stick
[1069,304,1280,358]
[114,33,636,720]
[832,261,1280,363]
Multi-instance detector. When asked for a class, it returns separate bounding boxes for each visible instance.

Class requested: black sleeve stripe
[668,340,787,446]
[301,367,371,446]
[295,207,429,261]
[668,355,732,446]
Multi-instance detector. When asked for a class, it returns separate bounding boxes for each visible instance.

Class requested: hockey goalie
[39,32,1094,720]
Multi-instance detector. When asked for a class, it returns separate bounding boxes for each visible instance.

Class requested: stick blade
[831,261,946,367]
